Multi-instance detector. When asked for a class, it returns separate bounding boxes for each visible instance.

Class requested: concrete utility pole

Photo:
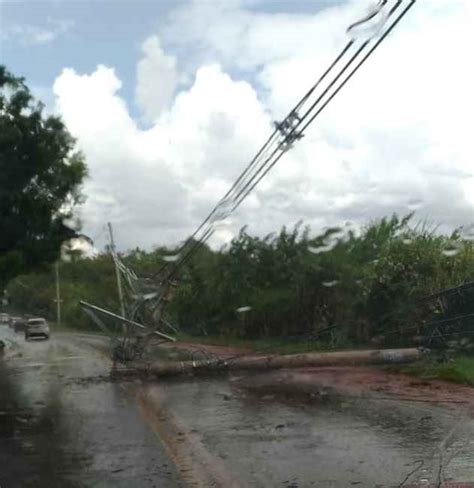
[107,222,126,319]
[55,262,61,327]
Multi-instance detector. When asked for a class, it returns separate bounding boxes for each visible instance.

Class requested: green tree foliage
[7,215,474,346]
[170,215,474,344]
[0,66,87,289]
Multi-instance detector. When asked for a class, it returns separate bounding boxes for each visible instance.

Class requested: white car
[0,313,10,326]
[25,318,50,340]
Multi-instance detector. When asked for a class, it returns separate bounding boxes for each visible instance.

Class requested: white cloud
[1,17,73,45]
[53,0,474,250]
[135,36,178,121]
[54,63,270,250]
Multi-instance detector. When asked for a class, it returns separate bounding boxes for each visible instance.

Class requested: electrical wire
[157,0,416,284]
[232,0,413,211]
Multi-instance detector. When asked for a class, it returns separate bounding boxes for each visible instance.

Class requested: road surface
[0,326,181,487]
[1,326,473,487]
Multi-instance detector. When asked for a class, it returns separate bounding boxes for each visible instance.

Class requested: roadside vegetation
[6,214,474,353]
[398,355,474,385]
[0,66,87,290]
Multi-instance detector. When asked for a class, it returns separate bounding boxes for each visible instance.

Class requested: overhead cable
[160,0,416,282]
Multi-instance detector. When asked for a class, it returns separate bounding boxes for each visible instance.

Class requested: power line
[232,0,413,211]
[159,0,416,283]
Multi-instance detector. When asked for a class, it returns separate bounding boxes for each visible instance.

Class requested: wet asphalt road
[1,325,474,487]
[0,326,181,488]
[143,375,474,487]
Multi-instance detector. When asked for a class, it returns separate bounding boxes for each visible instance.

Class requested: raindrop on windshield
[236,306,252,313]
[213,199,234,221]
[163,254,180,262]
[322,280,339,288]
[346,1,388,41]
[213,218,233,231]
[407,198,424,211]
[308,228,347,254]
[441,241,463,257]
[308,243,335,254]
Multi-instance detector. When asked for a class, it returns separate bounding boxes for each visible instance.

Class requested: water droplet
[441,241,463,257]
[407,198,424,211]
[322,280,339,288]
[330,227,346,240]
[308,228,348,254]
[308,243,334,254]
[213,218,233,231]
[347,1,389,41]
[213,199,234,221]
[163,254,180,262]
[236,306,252,313]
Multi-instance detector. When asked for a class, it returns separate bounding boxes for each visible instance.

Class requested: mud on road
[1,328,474,487]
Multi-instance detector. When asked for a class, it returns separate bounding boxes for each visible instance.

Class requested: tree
[0,66,87,289]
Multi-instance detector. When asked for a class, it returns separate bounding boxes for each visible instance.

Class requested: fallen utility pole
[114,347,423,379]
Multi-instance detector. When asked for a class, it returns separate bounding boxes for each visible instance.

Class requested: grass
[399,355,474,385]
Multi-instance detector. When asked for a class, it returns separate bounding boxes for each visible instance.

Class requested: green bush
[7,214,474,345]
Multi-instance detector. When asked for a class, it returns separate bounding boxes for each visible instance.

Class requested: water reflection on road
[0,327,181,488]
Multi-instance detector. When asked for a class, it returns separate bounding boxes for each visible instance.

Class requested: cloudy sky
[1,0,473,251]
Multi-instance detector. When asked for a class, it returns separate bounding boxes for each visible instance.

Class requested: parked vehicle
[0,313,10,325]
[9,316,22,329]
[13,317,27,333]
[25,318,50,340]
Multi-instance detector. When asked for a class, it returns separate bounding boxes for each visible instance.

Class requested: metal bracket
[274,111,304,151]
